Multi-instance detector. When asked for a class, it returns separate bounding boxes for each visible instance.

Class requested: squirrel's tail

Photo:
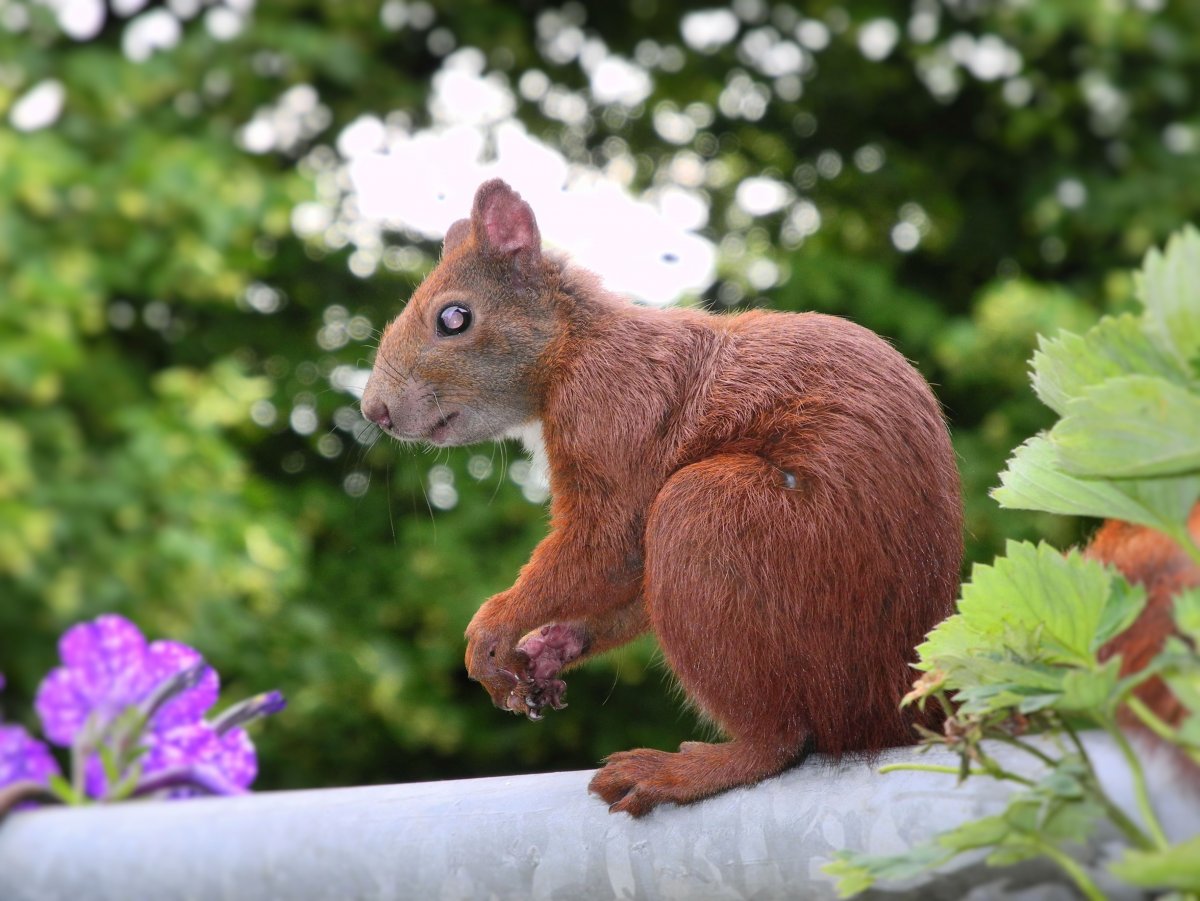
[1087,505,1200,775]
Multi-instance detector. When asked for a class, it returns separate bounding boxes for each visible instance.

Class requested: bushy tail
[1088,505,1200,743]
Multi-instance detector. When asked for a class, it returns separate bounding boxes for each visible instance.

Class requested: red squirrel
[361,179,964,816]
[1090,505,1200,732]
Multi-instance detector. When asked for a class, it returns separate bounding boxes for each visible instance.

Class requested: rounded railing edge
[0,732,1195,900]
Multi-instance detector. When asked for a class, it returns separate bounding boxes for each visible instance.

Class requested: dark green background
[2,0,1198,790]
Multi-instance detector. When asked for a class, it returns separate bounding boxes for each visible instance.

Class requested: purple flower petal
[58,615,148,708]
[209,727,257,790]
[84,722,258,799]
[36,614,216,748]
[142,641,218,732]
[0,724,60,788]
[34,667,92,747]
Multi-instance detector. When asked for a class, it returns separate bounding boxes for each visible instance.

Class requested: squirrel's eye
[436,304,472,337]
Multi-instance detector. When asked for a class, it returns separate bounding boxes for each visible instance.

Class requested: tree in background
[2,0,1198,790]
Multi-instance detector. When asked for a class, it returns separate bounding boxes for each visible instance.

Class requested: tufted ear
[470,179,541,268]
[443,218,471,256]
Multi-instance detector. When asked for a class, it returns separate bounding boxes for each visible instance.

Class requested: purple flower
[32,614,267,800]
[35,614,218,747]
[0,724,60,790]
[85,722,257,798]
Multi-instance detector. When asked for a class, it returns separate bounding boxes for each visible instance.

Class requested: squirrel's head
[361,179,559,447]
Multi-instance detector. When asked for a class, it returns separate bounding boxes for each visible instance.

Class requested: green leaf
[1050,375,1200,478]
[98,744,122,792]
[108,757,145,802]
[1110,835,1200,891]
[1138,225,1200,376]
[994,435,1200,537]
[923,541,1144,667]
[1030,314,1189,417]
[1173,587,1200,643]
[915,543,1145,717]
[824,841,953,897]
[1059,661,1121,714]
[825,781,1106,897]
[46,774,84,806]
[823,817,1008,897]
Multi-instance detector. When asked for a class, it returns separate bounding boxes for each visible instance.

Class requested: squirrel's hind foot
[589,738,804,817]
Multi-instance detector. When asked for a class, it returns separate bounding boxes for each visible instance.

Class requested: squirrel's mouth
[426,411,460,443]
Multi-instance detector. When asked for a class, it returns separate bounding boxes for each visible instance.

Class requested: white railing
[0,733,1195,900]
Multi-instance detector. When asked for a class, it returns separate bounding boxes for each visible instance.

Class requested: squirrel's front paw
[464,628,526,712]
[514,623,588,720]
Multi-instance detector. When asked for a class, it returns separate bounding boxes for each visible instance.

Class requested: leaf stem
[988,732,1057,768]
[1126,696,1200,764]
[1036,841,1106,901]
[1062,722,1156,851]
[879,759,1036,787]
[1169,526,1200,570]
[1105,720,1170,849]
[879,762,980,776]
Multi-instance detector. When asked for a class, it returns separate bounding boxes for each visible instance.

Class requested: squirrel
[1089,505,1200,734]
[361,179,964,816]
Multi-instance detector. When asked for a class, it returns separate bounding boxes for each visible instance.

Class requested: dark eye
[436,304,472,337]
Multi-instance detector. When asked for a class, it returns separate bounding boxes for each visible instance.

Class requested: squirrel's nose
[361,395,392,430]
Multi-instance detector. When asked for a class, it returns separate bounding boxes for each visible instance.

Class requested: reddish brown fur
[1088,505,1200,729]
[362,180,964,816]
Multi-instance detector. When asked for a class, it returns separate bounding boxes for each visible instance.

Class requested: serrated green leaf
[1138,225,1200,375]
[1096,576,1151,655]
[994,435,1200,537]
[915,542,1145,716]
[1031,315,1189,416]
[1110,835,1200,891]
[1050,375,1200,478]
[968,542,1141,664]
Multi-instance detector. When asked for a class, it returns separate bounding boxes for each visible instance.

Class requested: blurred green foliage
[1,0,1199,790]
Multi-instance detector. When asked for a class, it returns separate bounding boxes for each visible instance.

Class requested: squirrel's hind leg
[590,453,821,816]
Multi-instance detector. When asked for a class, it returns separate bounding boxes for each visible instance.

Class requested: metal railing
[1,733,1195,900]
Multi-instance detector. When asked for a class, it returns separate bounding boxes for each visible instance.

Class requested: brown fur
[361,180,964,816]
[1088,505,1200,729]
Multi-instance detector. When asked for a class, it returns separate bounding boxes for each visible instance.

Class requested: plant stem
[974,746,1038,788]
[879,760,1036,787]
[1062,722,1156,851]
[1105,721,1170,850]
[1170,526,1200,570]
[1037,842,1106,901]
[879,762,978,776]
[0,781,57,821]
[1127,696,1200,764]
[989,732,1057,768]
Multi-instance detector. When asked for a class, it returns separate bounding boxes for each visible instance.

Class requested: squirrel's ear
[470,179,541,266]
[443,219,471,256]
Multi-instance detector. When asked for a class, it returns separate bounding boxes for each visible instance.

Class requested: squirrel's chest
[503,421,552,498]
